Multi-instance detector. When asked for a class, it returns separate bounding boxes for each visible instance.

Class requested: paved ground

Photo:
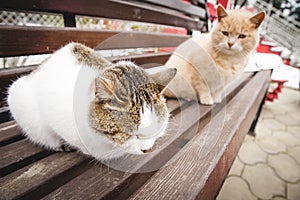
[217,87,300,200]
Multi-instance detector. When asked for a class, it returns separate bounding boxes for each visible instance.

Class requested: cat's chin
[222,48,243,55]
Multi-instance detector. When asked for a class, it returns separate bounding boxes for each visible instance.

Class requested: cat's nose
[228,42,234,48]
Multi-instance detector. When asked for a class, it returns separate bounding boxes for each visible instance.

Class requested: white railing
[254,1,300,52]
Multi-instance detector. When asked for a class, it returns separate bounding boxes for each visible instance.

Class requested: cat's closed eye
[222,31,229,36]
[238,34,246,39]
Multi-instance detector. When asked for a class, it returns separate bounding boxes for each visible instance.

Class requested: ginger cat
[165,5,265,105]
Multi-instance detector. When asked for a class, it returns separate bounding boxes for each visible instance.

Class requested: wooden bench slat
[0,121,23,147]
[43,100,190,200]
[139,0,206,17]
[0,153,89,200]
[0,0,204,30]
[0,98,181,199]
[166,99,182,114]
[123,52,172,67]
[0,26,188,57]
[0,107,10,124]
[42,73,253,199]
[128,71,271,200]
[0,139,51,178]
[198,72,271,200]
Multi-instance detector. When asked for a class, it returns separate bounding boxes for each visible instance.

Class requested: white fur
[7,43,168,160]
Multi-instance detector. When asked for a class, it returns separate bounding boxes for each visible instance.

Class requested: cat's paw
[213,96,222,103]
[200,95,214,105]
[59,143,77,152]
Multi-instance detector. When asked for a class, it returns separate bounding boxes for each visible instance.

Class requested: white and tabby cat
[165,5,265,105]
[7,43,176,160]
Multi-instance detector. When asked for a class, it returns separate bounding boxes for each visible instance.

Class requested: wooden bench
[0,1,271,199]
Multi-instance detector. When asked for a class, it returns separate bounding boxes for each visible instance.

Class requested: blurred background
[0,1,299,199]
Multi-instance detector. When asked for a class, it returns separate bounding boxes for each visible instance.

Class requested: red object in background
[266,80,288,102]
[207,2,218,22]
[218,0,229,8]
[181,0,192,4]
[257,38,289,102]
[160,27,187,52]
[162,27,187,35]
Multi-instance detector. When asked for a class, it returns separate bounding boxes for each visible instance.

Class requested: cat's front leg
[212,90,223,103]
[199,93,214,105]
[194,82,214,105]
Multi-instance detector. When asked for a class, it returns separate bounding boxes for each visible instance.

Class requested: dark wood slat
[43,73,253,200]
[0,106,10,123]
[0,0,204,30]
[117,52,172,67]
[0,120,15,129]
[166,99,182,113]
[198,72,271,200]
[43,101,191,200]
[0,139,52,178]
[0,121,23,147]
[0,26,188,57]
[0,153,89,200]
[0,66,37,80]
[128,71,271,200]
[0,66,37,111]
[63,12,76,27]
[138,0,206,18]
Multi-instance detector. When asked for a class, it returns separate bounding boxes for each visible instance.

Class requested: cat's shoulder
[192,33,211,43]
[52,42,110,69]
[191,33,212,50]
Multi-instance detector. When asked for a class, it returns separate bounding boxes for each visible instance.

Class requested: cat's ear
[146,67,177,93]
[249,11,265,28]
[217,5,228,21]
[95,77,115,102]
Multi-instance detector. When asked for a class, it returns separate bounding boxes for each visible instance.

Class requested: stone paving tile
[228,157,244,176]
[287,126,300,139]
[287,182,300,200]
[272,131,300,147]
[260,118,286,131]
[244,134,255,142]
[255,120,274,138]
[268,153,300,183]
[273,197,287,200]
[260,109,275,119]
[242,163,285,199]
[217,176,257,200]
[276,114,300,126]
[289,146,300,164]
[217,88,299,200]
[289,111,300,122]
[256,136,287,154]
[238,140,267,165]
[265,103,288,115]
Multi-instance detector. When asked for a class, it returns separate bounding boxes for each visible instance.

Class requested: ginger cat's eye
[222,31,229,36]
[238,34,246,39]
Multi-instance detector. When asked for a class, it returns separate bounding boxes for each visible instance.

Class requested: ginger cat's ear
[146,67,177,93]
[217,5,228,21]
[250,11,265,28]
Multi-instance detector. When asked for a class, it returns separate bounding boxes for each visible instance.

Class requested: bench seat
[0,70,270,199]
